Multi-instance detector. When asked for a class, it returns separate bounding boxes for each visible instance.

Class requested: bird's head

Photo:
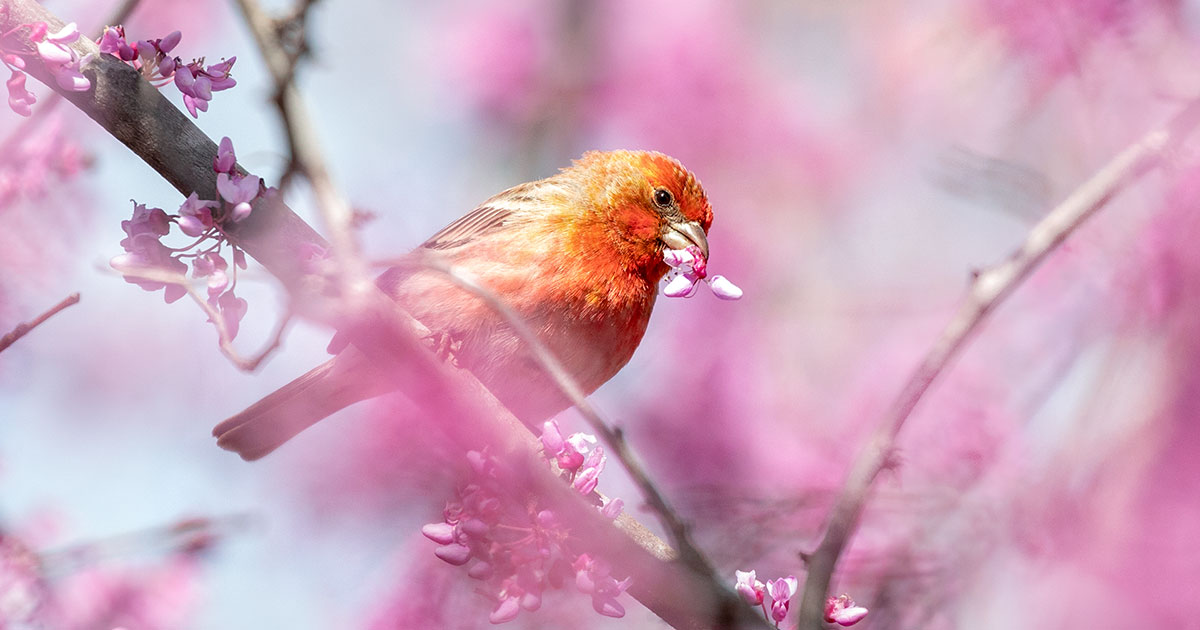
[565,150,714,283]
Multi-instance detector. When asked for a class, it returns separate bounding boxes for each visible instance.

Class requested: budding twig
[0,292,80,353]
[106,265,290,371]
[794,100,1200,630]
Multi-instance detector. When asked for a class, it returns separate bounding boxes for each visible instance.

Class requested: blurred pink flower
[825,593,868,627]
[766,575,797,623]
[734,569,765,606]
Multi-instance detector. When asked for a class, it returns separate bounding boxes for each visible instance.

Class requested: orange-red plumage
[213,150,715,460]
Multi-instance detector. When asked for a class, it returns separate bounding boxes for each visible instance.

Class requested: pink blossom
[539,420,565,454]
[824,593,869,627]
[420,448,630,623]
[192,252,229,298]
[213,136,237,174]
[735,569,765,605]
[98,25,137,61]
[489,596,520,624]
[766,575,798,623]
[119,202,171,250]
[114,202,183,303]
[573,554,632,618]
[213,291,248,339]
[571,445,606,495]
[6,70,35,116]
[216,172,260,221]
[99,25,235,116]
[28,22,92,91]
[0,534,45,626]
[175,56,237,118]
[176,192,216,237]
[662,245,743,300]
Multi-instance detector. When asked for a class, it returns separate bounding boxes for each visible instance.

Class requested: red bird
[214,150,718,460]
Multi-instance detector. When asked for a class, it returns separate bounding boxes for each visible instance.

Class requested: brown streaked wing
[419,182,541,251]
[420,205,514,250]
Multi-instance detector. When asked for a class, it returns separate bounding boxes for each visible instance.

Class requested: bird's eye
[653,187,674,209]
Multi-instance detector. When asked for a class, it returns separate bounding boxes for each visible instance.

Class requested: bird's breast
[390,255,657,424]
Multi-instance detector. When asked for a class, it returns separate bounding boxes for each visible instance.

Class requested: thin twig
[109,266,291,371]
[794,101,1200,629]
[38,513,253,576]
[422,256,721,577]
[0,292,80,353]
[233,0,365,291]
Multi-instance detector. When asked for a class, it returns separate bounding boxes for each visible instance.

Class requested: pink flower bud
[433,543,472,566]
[160,31,182,53]
[467,561,493,580]
[420,522,455,545]
[825,593,869,627]
[707,275,743,300]
[489,596,520,624]
[663,273,698,298]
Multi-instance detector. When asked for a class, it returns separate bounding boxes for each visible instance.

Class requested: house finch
[213,150,720,460]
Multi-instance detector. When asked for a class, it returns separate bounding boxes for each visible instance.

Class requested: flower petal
[707,275,743,300]
[663,273,697,298]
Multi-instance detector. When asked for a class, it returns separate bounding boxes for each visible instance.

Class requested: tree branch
[794,100,1200,629]
[0,292,80,353]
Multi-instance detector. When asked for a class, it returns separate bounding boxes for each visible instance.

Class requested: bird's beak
[661,221,709,260]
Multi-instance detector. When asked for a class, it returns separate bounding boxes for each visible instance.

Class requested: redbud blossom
[177,192,216,237]
[214,136,237,173]
[6,70,35,116]
[662,245,743,300]
[1,21,91,115]
[766,576,798,623]
[111,137,261,340]
[735,569,766,605]
[824,593,869,626]
[98,25,236,117]
[30,23,92,91]
[216,172,260,221]
[421,446,630,623]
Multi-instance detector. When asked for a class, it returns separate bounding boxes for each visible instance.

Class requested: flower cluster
[421,431,628,624]
[0,533,46,625]
[111,137,262,339]
[0,118,87,210]
[662,245,743,300]
[2,520,212,629]
[735,570,867,627]
[98,25,236,117]
[2,21,93,116]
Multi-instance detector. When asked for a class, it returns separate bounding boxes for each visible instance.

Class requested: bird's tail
[213,351,387,461]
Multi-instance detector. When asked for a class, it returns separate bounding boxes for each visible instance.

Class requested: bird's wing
[419,181,544,251]
[420,204,514,251]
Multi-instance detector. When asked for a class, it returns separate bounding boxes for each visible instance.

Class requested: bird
[213,150,716,461]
